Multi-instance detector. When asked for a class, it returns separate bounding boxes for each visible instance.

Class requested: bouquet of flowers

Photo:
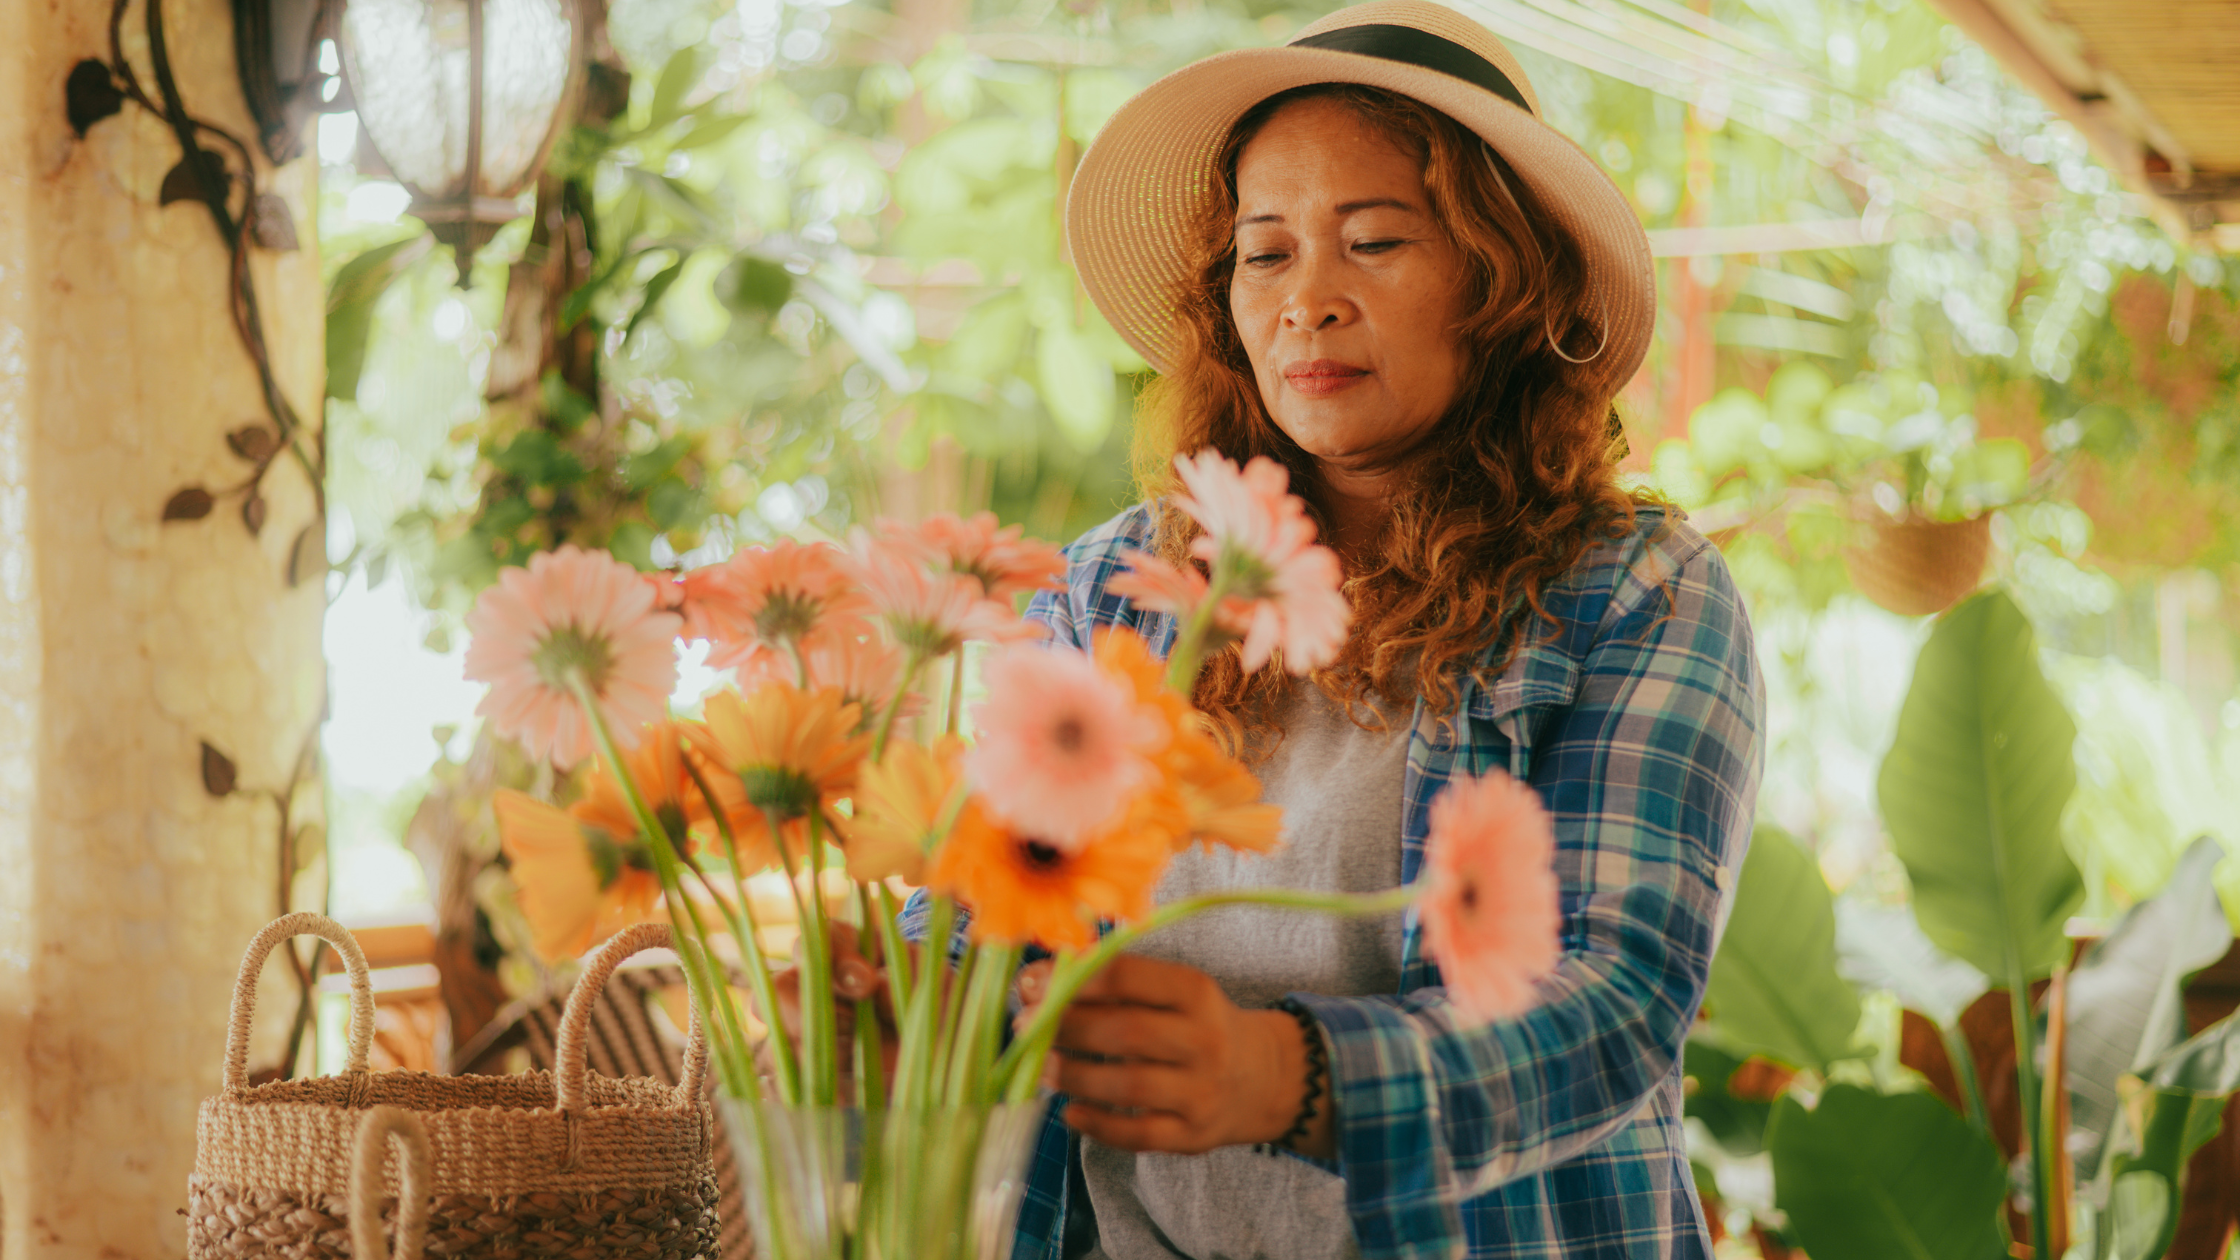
[463,450,1561,1260]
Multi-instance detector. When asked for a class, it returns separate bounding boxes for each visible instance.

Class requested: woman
[992,3,1765,1258]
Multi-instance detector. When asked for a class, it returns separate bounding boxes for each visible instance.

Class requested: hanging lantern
[339,0,584,284]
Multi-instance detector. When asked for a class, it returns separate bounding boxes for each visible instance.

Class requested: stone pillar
[0,0,327,1253]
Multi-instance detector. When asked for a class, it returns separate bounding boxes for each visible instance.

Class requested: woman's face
[1229,97,1472,475]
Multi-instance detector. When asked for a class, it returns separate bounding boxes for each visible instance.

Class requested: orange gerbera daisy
[926,798,1174,951]
[697,683,868,824]
[1093,629,1283,855]
[840,736,966,884]
[494,789,662,962]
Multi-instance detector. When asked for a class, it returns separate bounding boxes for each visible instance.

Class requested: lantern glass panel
[340,0,574,199]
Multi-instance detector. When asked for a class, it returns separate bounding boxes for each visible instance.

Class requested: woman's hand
[1016,956,1335,1159]
[766,924,903,1092]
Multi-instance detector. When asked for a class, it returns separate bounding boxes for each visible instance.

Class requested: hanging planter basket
[1841,510,1993,617]
[186,914,720,1260]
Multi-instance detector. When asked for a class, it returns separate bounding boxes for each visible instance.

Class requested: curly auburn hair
[1130,82,1647,736]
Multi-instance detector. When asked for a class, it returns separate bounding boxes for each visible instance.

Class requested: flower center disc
[532,625,617,693]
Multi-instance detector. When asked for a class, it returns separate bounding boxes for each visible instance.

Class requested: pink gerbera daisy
[735,632,924,729]
[670,540,872,673]
[1419,770,1563,1022]
[843,530,1043,657]
[966,645,1168,851]
[884,512,1068,602]
[465,545,683,768]
[1170,451,1350,673]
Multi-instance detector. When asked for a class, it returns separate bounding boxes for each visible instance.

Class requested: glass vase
[719,1097,1051,1260]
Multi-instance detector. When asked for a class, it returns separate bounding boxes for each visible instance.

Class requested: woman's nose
[1281,254,1356,331]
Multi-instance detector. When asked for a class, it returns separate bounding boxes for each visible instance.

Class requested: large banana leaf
[1700,825,1862,1071]
[1877,590,2084,987]
[2066,836,2232,1183]
[1834,898,1988,1027]
[1768,1083,2009,1260]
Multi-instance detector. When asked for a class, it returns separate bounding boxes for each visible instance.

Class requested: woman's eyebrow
[1235,197,1424,228]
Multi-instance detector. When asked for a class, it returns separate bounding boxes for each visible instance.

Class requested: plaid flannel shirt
[922,500,1762,1260]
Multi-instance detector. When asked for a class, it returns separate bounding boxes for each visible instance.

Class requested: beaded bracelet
[1253,997,1328,1156]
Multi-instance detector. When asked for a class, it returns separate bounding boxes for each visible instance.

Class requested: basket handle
[553,923,708,1114]
[350,1106,430,1260]
[224,912,375,1093]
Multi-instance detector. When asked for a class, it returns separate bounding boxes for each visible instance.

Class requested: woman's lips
[1282,359,1370,398]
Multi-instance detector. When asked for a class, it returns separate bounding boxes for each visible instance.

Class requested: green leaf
[1832,899,1987,1027]
[1769,1084,2008,1260]
[648,47,704,125]
[672,112,751,151]
[622,435,694,492]
[2107,1170,2170,1260]
[1682,1039,1773,1156]
[540,372,597,435]
[606,521,656,570]
[625,259,686,345]
[2067,836,2233,1180]
[489,430,585,487]
[561,248,638,331]
[1701,825,1863,1071]
[1035,321,1114,453]
[2144,1007,2240,1097]
[645,479,702,530]
[325,233,431,400]
[718,255,795,316]
[1876,590,2083,987]
[2107,1016,2240,1260]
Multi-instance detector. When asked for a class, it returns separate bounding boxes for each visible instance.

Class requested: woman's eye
[1242,251,1286,267]
[1354,238,1404,254]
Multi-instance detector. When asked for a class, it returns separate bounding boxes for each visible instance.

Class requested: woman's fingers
[1071,954,1213,1011]
[1051,1054,1196,1114]
[1053,1002,1191,1064]
[1015,959,1055,1011]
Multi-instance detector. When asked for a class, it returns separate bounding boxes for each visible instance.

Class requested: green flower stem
[945,648,967,736]
[803,810,842,1106]
[935,942,982,1102]
[872,645,931,760]
[680,755,798,1102]
[564,674,747,1097]
[767,807,833,1107]
[942,941,1008,1106]
[995,885,1417,1103]
[1161,564,1242,694]
[874,883,913,1020]
[964,943,1023,1106]
[1938,1020,1992,1138]
[891,896,954,1112]
[665,866,760,1098]
[856,993,889,1115]
[2007,973,2049,1258]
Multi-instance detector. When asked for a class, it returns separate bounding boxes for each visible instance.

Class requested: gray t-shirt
[1082,680,1411,1260]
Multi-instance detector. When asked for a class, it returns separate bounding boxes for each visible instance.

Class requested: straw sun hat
[1066,0,1655,400]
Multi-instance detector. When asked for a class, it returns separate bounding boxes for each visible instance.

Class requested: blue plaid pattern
[927,501,1761,1260]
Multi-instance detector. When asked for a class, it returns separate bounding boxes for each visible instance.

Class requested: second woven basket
[186,913,721,1259]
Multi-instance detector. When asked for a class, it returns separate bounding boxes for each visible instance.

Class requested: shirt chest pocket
[1461,642,1581,782]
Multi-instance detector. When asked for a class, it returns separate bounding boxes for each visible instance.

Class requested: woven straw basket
[187,914,723,1259]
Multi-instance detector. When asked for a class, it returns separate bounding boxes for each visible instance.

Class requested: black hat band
[1287,23,1534,116]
